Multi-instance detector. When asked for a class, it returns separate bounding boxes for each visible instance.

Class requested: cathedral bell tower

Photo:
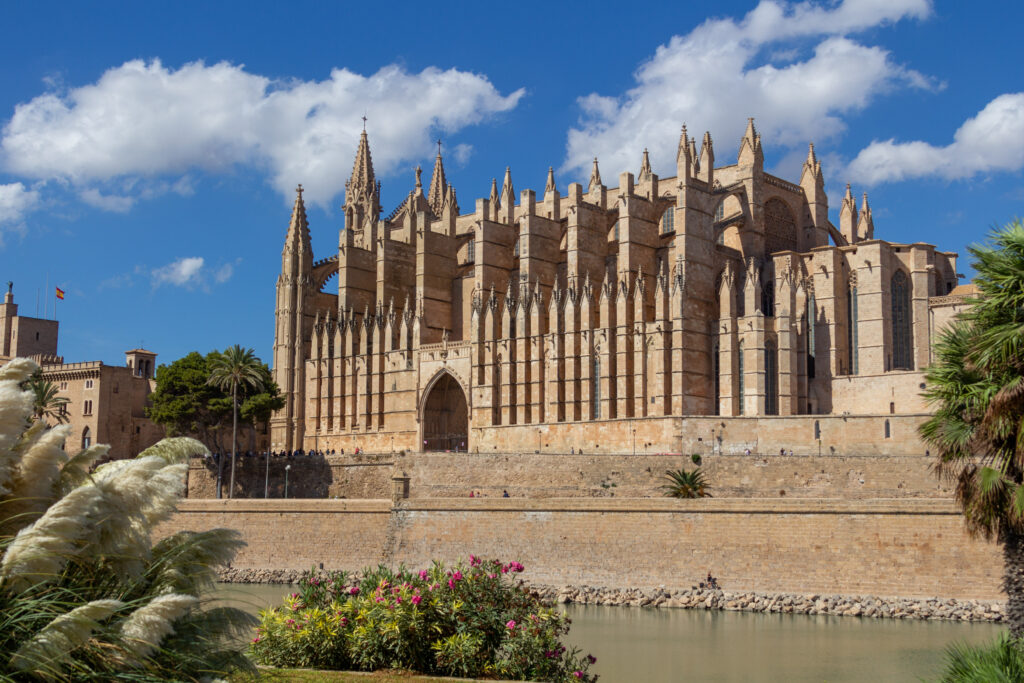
[271,185,314,452]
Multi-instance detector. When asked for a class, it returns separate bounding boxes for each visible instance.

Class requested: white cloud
[79,188,134,213]
[563,0,935,178]
[2,59,524,208]
[152,256,205,288]
[0,182,39,224]
[213,261,235,284]
[846,92,1024,184]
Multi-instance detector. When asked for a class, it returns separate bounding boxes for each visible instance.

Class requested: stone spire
[348,129,376,198]
[545,166,556,195]
[489,177,499,206]
[284,184,312,254]
[414,165,424,196]
[738,117,762,168]
[801,142,822,183]
[500,166,515,206]
[638,148,652,183]
[699,132,714,185]
[858,192,874,241]
[427,140,448,216]
[344,128,381,232]
[588,157,602,192]
[839,183,857,244]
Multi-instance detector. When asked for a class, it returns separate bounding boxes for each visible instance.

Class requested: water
[217,583,1002,682]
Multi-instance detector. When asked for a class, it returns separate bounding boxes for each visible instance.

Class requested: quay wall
[159,498,1002,601]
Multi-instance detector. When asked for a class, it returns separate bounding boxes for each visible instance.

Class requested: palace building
[270,120,969,455]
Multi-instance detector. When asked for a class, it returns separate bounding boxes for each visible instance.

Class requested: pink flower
[285,619,295,625]
[469,554,480,566]
[453,571,463,581]
[252,636,261,643]
[501,565,509,574]
[419,570,429,580]
[573,671,583,678]
[448,579,455,590]
[489,573,497,579]
[506,620,516,630]
[396,596,402,604]
[349,587,360,595]
[411,595,422,605]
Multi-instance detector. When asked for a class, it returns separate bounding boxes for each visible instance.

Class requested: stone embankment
[529,585,1005,623]
[216,568,1004,623]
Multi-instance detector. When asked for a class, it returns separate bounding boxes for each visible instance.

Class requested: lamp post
[632,428,636,456]
[285,464,291,499]
[537,428,542,454]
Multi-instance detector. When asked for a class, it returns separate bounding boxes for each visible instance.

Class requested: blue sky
[1,0,1021,368]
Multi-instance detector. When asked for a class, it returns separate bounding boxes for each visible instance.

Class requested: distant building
[0,284,164,458]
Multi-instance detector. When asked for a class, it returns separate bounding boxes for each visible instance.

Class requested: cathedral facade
[270,120,965,454]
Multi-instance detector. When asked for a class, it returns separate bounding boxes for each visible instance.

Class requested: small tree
[22,372,69,425]
[662,467,711,498]
[920,220,1024,637]
[207,345,266,499]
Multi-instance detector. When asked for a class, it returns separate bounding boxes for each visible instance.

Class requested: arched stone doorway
[421,372,469,451]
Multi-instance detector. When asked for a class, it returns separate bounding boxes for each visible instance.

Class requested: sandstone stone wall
[187,453,394,499]
[396,451,951,499]
[161,497,1002,601]
[187,447,951,501]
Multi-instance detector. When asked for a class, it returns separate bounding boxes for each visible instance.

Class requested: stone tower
[270,185,314,452]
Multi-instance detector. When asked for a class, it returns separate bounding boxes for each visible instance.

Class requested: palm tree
[662,467,711,498]
[207,345,265,499]
[23,373,69,425]
[920,219,1024,637]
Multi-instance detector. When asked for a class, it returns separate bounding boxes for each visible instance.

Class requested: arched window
[765,340,778,415]
[761,280,775,317]
[82,426,91,449]
[661,208,674,233]
[467,238,475,263]
[715,202,724,222]
[891,270,913,370]
[592,355,601,419]
[737,340,745,415]
[807,294,817,378]
[884,419,891,439]
[847,286,859,375]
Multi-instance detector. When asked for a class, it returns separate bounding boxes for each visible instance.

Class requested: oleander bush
[251,558,598,682]
[0,357,256,681]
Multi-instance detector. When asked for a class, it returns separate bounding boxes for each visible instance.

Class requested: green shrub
[691,453,702,465]
[251,557,598,682]
[662,467,712,498]
[0,358,256,681]
[937,633,1024,682]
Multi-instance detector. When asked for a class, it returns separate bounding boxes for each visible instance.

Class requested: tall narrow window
[661,208,674,233]
[891,270,913,370]
[765,341,778,415]
[513,238,520,257]
[715,202,724,222]
[613,221,620,241]
[736,271,746,317]
[713,340,721,416]
[737,341,745,415]
[467,238,475,264]
[82,427,91,449]
[807,294,817,379]
[592,356,601,419]
[761,280,775,317]
[847,286,859,375]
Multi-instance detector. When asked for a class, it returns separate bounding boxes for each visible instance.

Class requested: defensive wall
[159,497,1002,601]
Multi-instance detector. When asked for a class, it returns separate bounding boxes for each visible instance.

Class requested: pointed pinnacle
[589,157,602,191]
[639,148,652,180]
[545,166,556,194]
[501,166,514,198]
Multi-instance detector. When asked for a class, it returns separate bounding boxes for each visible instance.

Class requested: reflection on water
[216,584,1002,683]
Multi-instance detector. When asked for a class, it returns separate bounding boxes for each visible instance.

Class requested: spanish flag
[55,287,64,300]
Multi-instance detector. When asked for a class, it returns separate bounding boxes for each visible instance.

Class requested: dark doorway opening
[422,373,469,451]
